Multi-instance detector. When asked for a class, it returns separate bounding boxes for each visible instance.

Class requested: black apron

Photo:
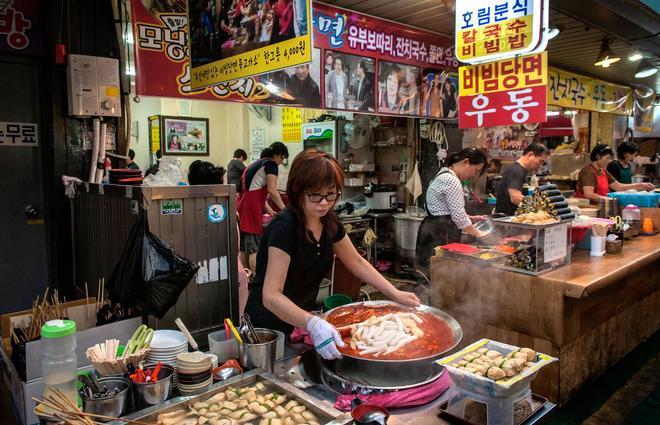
[415,170,462,270]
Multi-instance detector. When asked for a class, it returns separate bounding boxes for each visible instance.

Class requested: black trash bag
[108,211,198,319]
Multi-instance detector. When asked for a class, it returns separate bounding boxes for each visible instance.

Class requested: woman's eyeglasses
[306,192,341,203]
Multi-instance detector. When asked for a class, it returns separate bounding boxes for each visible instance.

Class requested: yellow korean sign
[282,108,302,143]
[455,0,547,64]
[459,52,547,96]
[547,67,633,115]
[189,0,312,89]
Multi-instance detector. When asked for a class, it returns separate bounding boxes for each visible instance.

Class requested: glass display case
[491,217,572,276]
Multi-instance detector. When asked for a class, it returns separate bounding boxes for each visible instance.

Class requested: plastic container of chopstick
[86,346,150,376]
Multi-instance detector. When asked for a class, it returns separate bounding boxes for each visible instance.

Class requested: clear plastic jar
[41,320,77,405]
[622,204,641,236]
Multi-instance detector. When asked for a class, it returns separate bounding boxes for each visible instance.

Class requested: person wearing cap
[575,144,653,203]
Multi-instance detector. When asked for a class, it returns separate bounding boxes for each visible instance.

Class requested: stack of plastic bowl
[176,352,213,395]
[145,330,188,389]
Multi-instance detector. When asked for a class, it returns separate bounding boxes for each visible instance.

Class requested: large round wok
[320,301,463,390]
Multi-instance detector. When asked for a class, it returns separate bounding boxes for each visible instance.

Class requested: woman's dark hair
[188,161,225,185]
[446,147,489,175]
[616,141,639,158]
[590,144,614,162]
[286,149,344,242]
[488,158,502,173]
[260,141,289,159]
[523,142,548,156]
[233,148,248,160]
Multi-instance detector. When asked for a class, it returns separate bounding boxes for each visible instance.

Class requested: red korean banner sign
[0,0,42,55]
[132,1,457,118]
[458,51,547,129]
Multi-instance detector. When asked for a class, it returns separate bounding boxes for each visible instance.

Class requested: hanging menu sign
[455,0,548,64]
[458,51,547,128]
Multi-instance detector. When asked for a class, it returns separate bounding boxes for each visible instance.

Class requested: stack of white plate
[176,352,213,395]
[145,330,188,388]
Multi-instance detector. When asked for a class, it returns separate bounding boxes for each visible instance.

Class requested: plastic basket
[437,339,558,398]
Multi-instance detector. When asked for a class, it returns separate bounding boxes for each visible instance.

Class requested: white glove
[306,315,345,360]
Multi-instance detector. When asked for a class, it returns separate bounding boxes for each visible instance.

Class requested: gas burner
[320,356,445,395]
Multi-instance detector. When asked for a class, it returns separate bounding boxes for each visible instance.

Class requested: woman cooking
[415,148,489,271]
[606,141,639,184]
[245,149,420,360]
[575,144,653,203]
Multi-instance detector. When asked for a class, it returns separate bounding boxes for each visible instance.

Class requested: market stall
[429,230,660,404]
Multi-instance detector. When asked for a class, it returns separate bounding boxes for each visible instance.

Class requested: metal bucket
[393,213,425,264]
[238,329,278,373]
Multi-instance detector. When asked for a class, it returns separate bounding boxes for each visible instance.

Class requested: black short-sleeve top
[244,208,346,333]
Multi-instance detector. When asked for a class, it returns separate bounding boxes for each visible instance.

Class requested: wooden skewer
[33,397,152,425]
[84,282,90,324]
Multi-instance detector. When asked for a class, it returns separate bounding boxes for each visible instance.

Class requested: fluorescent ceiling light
[594,39,621,67]
[628,50,643,61]
[634,60,658,78]
[546,111,560,116]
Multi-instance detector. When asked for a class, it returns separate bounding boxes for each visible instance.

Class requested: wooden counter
[429,234,660,404]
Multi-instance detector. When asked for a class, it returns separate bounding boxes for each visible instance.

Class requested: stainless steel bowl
[81,376,130,422]
[324,300,463,365]
[322,301,462,390]
[132,364,173,407]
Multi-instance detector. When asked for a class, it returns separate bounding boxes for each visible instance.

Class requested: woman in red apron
[237,142,288,273]
[575,144,653,203]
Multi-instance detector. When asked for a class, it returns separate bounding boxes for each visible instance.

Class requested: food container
[81,376,130,421]
[469,250,507,264]
[208,330,239,364]
[238,329,278,373]
[437,339,557,399]
[492,217,572,275]
[132,364,173,408]
[322,301,463,388]
[606,239,623,254]
[116,371,350,425]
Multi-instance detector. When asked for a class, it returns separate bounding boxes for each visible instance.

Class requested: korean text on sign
[0,122,39,146]
[547,67,632,115]
[458,52,547,129]
[456,0,543,62]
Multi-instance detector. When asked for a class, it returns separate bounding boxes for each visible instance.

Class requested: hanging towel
[406,160,423,202]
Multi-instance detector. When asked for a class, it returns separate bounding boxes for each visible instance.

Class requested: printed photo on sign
[323,51,375,112]
[188,0,312,88]
[422,69,458,118]
[378,61,421,116]
[189,0,308,67]
[259,48,321,107]
[163,116,210,155]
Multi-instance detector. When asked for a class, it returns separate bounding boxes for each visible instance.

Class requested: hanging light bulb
[634,59,658,79]
[594,39,621,67]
